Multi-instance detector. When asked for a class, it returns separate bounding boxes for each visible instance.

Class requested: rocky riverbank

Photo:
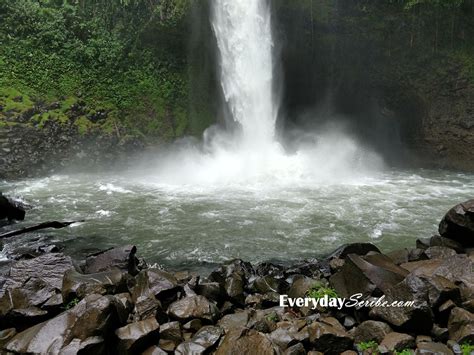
[0,200,473,354]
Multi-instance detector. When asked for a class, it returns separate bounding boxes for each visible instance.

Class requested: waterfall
[212,0,276,148]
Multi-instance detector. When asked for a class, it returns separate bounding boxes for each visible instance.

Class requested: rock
[115,318,160,354]
[416,341,453,354]
[307,316,353,355]
[183,318,203,332]
[0,193,25,221]
[131,269,180,306]
[431,324,449,342]
[285,259,321,278]
[400,255,473,290]
[251,275,286,294]
[387,248,410,265]
[369,274,434,333]
[448,307,474,344]
[284,343,306,355]
[430,235,464,253]
[218,309,252,332]
[175,341,207,354]
[326,243,381,259]
[416,335,432,344]
[439,199,474,247]
[330,253,408,298]
[209,259,254,304]
[380,332,415,352]
[142,346,168,355]
[133,295,162,321]
[287,275,321,298]
[195,282,226,304]
[4,294,126,353]
[215,327,274,355]
[0,328,16,348]
[423,246,457,259]
[191,325,223,350]
[84,245,140,275]
[159,321,183,351]
[62,268,128,303]
[2,253,75,296]
[416,238,431,250]
[268,320,308,349]
[354,320,392,344]
[168,295,219,322]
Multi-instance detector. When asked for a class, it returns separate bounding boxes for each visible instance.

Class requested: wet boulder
[115,318,160,354]
[353,320,392,344]
[195,282,226,304]
[0,193,25,221]
[416,341,453,354]
[326,243,381,260]
[190,325,223,351]
[131,269,180,305]
[4,294,126,354]
[62,268,128,303]
[379,332,415,352]
[217,309,252,332]
[423,246,457,259]
[329,253,408,298]
[287,275,321,299]
[209,259,254,304]
[84,245,140,275]
[429,235,464,253]
[268,319,309,349]
[168,295,219,322]
[448,307,474,344]
[439,199,474,247]
[369,274,434,333]
[215,327,275,355]
[307,316,353,355]
[158,321,183,351]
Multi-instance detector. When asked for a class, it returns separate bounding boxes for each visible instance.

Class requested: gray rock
[416,341,453,354]
[354,320,392,344]
[159,321,183,352]
[307,316,353,355]
[168,295,219,322]
[215,327,274,355]
[115,318,160,354]
[84,245,140,275]
[192,325,223,349]
[326,243,381,259]
[448,307,474,344]
[439,199,474,247]
[380,332,415,352]
[5,294,126,353]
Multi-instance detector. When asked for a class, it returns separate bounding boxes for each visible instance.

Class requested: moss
[0,87,33,112]
[74,116,94,135]
[173,106,188,137]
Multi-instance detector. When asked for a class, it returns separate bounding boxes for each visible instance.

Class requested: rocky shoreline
[0,200,473,354]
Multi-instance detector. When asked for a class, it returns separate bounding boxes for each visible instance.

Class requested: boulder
[0,193,25,221]
[307,317,353,355]
[353,320,392,344]
[284,343,306,355]
[158,321,183,351]
[268,319,308,349]
[429,235,464,253]
[131,269,180,304]
[439,199,474,247]
[330,253,408,298]
[175,341,207,354]
[379,332,415,352]
[115,318,160,354]
[168,295,219,322]
[215,327,274,355]
[416,341,453,354]
[326,243,381,259]
[62,268,128,303]
[287,275,321,299]
[217,309,252,332]
[423,246,457,259]
[448,307,474,344]
[84,245,140,275]
[369,274,434,333]
[191,325,223,350]
[142,346,168,355]
[4,294,126,354]
[195,282,226,304]
[209,259,254,304]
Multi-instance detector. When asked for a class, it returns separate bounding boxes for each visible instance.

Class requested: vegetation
[63,297,80,310]
[356,340,379,353]
[394,350,414,355]
[0,0,191,140]
[306,284,338,300]
[461,342,474,355]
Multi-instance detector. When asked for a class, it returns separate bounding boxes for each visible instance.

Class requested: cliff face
[273,0,474,170]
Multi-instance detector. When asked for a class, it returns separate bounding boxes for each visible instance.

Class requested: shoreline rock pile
[0,200,473,354]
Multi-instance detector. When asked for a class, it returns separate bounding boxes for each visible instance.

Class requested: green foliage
[461,342,474,355]
[0,0,192,140]
[357,340,379,353]
[265,312,279,323]
[63,297,80,310]
[394,350,414,355]
[306,284,338,300]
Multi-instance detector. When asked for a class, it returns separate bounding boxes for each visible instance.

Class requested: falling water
[212,0,276,148]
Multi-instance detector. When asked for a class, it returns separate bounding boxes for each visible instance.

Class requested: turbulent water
[1,0,473,274]
[1,170,474,274]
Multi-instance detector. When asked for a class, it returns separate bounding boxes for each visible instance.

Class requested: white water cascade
[212,0,276,148]
[133,0,384,187]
